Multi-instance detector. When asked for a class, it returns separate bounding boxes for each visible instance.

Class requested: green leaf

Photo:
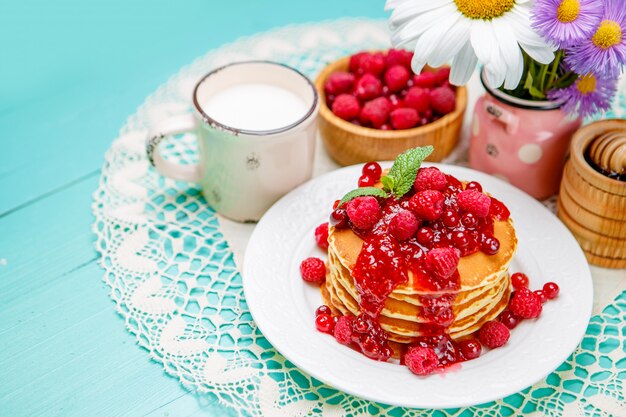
[524,72,546,99]
[338,187,388,206]
[386,146,434,197]
[380,175,395,193]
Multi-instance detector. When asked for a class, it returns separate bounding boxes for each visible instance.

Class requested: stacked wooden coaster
[558,119,626,268]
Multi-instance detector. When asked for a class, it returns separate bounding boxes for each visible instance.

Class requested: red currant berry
[353,317,368,333]
[458,338,482,360]
[461,212,478,228]
[534,289,547,303]
[442,210,460,227]
[499,310,520,329]
[481,236,500,255]
[417,227,434,245]
[511,272,529,290]
[333,199,340,210]
[362,161,382,180]
[465,181,483,192]
[315,305,332,316]
[543,282,560,299]
[315,314,334,333]
[452,230,470,248]
[358,175,376,187]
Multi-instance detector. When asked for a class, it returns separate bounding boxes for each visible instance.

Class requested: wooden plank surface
[0,2,384,416]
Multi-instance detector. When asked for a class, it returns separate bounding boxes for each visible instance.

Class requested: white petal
[391,3,457,47]
[470,20,498,65]
[388,0,449,28]
[425,15,469,67]
[410,13,463,70]
[492,18,524,89]
[450,40,478,85]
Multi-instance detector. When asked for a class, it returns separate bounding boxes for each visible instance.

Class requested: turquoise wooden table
[0,2,384,416]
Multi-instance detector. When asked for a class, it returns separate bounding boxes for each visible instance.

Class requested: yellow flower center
[592,20,622,49]
[557,0,580,23]
[454,0,515,20]
[576,74,597,95]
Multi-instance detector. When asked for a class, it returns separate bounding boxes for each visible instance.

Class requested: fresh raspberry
[414,167,447,191]
[388,94,404,110]
[324,71,356,96]
[331,94,360,120]
[404,87,431,113]
[300,257,326,283]
[385,48,413,69]
[389,210,420,241]
[314,222,329,250]
[355,73,383,101]
[478,321,510,349]
[425,247,460,279]
[413,72,438,88]
[361,52,386,76]
[511,272,529,290]
[405,346,439,375]
[333,316,354,344]
[509,288,543,319]
[430,86,456,114]
[360,97,392,128]
[384,65,410,92]
[409,190,445,221]
[389,108,418,130]
[349,52,369,73]
[543,282,560,299]
[433,67,451,85]
[457,189,491,217]
[346,196,382,230]
[457,338,482,360]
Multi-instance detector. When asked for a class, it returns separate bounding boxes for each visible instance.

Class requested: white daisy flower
[386,0,556,89]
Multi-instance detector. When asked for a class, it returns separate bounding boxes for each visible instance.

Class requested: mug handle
[484,101,519,135]
[146,114,202,182]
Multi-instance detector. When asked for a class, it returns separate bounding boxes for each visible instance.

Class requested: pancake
[322,217,517,345]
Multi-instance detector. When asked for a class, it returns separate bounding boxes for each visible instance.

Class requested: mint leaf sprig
[338,146,434,206]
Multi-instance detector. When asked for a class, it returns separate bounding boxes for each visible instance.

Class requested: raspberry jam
[340,174,504,364]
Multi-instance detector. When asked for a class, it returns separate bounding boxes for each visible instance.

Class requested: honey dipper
[587,128,626,178]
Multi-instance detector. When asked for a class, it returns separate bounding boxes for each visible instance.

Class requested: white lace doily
[93,18,625,417]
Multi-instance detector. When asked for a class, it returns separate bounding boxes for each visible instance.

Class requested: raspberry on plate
[384,65,410,92]
[425,247,460,279]
[389,210,420,241]
[390,108,419,130]
[300,257,326,283]
[333,316,354,345]
[509,288,543,319]
[346,196,382,230]
[409,190,445,221]
[404,87,431,113]
[405,346,439,375]
[430,86,456,114]
[355,73,383,101]
[331,94,360,120]
[457,189,491,217]
[314,222,329,250]
[478,321,510,349]
[414,167,447,191]
[360,97,392,128]
[324,71,355,96]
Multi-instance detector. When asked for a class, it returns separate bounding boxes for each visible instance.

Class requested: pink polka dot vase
[469,71,582,200]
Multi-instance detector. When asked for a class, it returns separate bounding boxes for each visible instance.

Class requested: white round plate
[243,163,593,409]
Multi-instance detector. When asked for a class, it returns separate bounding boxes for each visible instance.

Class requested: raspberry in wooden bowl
[315,50,467,166]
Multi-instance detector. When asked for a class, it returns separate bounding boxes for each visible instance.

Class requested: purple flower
[565,0,626,78]
[532,0,603,47]
[548,73,618,118]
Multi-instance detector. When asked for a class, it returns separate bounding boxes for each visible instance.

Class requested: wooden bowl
[315,56,467,165]
[557,119,626,268]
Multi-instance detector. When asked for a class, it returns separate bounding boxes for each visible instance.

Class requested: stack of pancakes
[321,219,517,349]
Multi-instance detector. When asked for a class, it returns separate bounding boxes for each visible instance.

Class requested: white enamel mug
[147,61,319,222]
